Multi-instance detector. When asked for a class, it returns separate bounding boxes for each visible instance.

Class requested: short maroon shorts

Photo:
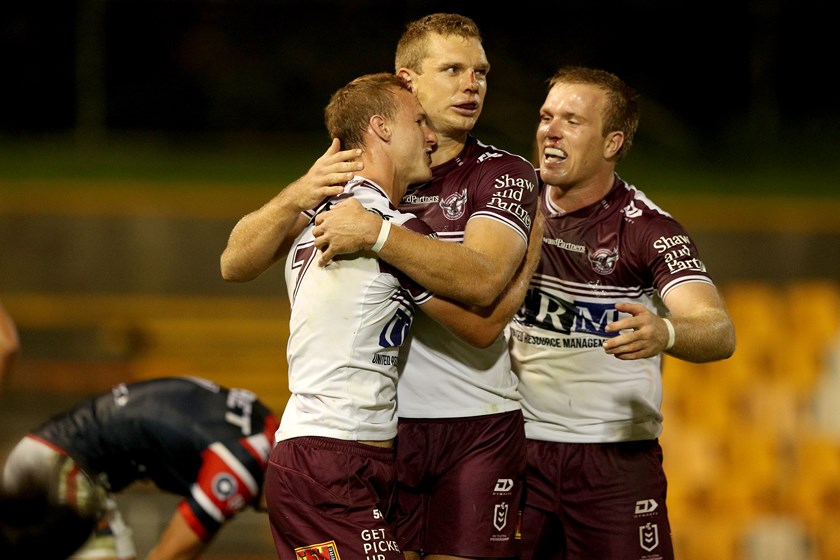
[265,436,403,560]
[520,439,674,560]
[393,410,526,557]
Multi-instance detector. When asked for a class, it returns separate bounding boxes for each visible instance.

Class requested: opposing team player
[1,376,278,560]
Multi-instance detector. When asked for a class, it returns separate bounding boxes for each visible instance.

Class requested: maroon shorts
[393,410,526,557]
[265,436,403,560]
[520,439,674,560]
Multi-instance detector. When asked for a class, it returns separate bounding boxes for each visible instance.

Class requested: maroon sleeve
[468,154,539,243]
[640,214,715,299]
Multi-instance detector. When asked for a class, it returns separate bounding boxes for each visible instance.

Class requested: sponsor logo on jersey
[295,540,341,560]
[653,234,690,253]
[402,193,439,204]
[493,173,535,192]
[371,353,399,366]
[543,237,586,253]
[360,529,400,557]
[378,308,413,348]
[517,288,620,337]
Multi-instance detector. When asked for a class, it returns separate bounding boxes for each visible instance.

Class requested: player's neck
[431,134,466,167]
[547,173,615,213]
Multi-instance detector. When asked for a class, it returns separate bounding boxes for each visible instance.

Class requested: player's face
[536,82,616,190]
[408,33,489,139]
[392,89,436,198]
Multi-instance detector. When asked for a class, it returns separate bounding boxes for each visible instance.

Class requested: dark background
[3,0,838,168]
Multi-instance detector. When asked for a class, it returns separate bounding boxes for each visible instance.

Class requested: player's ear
[370,114,391,142]
[396,68,415,91]
[604,131,624,159]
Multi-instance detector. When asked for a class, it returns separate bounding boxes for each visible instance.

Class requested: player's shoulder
[613,179,696,250]
[616,179,676,223]
[469,137,534,168]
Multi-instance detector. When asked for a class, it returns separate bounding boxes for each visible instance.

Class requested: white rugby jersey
[278,177,434,442]
[510,176,716,443]
[395,136,540,418]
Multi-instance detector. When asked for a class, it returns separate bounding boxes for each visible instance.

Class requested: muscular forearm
[220,192,304,282]
[379,226,516,307]
[313,200,527,307]
[222,140,357,282]
[666,308,736,363]
[146,510,207,560]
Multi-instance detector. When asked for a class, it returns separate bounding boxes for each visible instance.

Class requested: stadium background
[2,1,840,558]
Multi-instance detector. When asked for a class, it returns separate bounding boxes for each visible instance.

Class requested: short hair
[395,13,482,72]
[324,73,413,150]
[547,66,640,161]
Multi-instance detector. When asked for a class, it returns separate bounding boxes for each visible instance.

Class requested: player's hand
[312,198,380,266]
[602,302,671,360]
[286,138,363,212]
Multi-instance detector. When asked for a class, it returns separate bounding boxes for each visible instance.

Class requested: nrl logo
[494,502,509,531]
[639,523,659,552]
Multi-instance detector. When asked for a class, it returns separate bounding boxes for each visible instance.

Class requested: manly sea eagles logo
[588,246,619,275]
[439,189,467,220]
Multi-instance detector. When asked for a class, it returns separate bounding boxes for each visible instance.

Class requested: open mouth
[543,146,567,162]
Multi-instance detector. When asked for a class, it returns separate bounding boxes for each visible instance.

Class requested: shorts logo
[635,498,658,514]
[639,523,659,552]
[494,502,509,531]
[493,478,514,492]
[295,540,341,560]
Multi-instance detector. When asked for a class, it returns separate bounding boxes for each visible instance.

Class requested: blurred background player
[510,66,736,560]
[1,376,278,560]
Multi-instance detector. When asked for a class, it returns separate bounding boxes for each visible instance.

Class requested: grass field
[2,133,840,198]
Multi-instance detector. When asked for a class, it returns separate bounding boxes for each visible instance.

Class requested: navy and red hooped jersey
[30,376,279,540]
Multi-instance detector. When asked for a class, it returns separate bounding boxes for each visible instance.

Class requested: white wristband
[371,219,391,253]
[663,318,676,351]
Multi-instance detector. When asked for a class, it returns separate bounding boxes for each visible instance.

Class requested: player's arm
[419,210,544,346]
[145,509,208,560]
[314,201,526,307]
[603,282,736,362]
[0,300,20,392]
[220,139,362,282]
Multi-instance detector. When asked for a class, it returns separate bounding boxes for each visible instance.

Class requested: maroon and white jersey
[396,136,539,418]
[510,176,716,443]
[280,176,434,442]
